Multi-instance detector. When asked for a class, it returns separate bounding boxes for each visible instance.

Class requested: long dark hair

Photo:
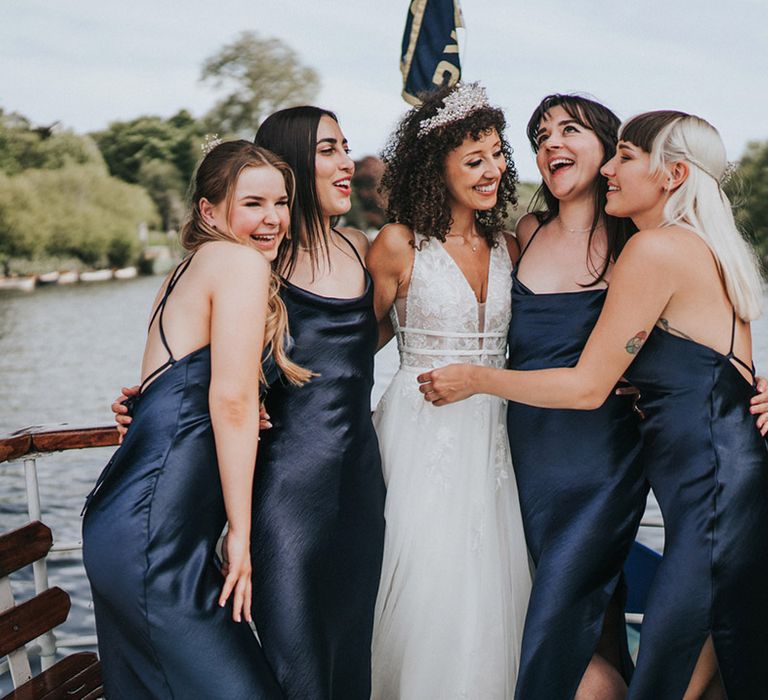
[255,106,338,277]
[526,94,636,285]
[380,83,518,248]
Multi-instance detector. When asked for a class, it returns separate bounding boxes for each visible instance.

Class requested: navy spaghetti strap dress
[506,227,649,699]
[82,256,283,699]
[251,233,386,699]
[624,314,768,699]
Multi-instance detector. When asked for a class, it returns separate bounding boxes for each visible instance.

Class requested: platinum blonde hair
[621,111,764,321]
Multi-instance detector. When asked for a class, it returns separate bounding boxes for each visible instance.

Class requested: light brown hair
[180,140,312,385]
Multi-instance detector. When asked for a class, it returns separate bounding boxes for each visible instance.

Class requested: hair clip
[201,134,222,156]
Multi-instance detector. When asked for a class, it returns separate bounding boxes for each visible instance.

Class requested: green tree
[726,140,768,263]
[0,109,104,175]
[92,110,204,229]
[201,31,320,135]
[0,164,158,267]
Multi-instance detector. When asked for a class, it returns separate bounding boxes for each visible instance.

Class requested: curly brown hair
[379,84,518,247]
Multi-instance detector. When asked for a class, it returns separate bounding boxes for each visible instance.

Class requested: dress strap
[140,254,195,392]
[334,228,365,269]
[725,308,756,377]
[517,222,545,263]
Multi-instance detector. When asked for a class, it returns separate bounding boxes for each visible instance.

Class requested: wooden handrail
[0,425,120,464]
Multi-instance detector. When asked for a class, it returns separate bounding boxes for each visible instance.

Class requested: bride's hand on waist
[417,365,477,406]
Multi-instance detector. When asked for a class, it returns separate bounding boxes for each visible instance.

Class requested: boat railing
[0,424,119,678]
[0,422,663,675]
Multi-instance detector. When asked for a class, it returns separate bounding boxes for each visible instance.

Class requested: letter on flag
[401,0,464,106]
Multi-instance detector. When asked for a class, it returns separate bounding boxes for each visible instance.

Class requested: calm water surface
[1,277,767,661]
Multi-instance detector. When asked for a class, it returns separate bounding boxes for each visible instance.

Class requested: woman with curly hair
[366,82,532,698]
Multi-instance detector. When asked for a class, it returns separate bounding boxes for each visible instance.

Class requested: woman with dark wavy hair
[366,82,532,698]
[508,94,647,700]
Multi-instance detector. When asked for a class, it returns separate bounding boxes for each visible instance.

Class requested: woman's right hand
[219,528,252,623]
[112,385,139,443]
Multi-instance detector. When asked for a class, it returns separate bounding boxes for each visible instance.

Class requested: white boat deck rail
[0,424,119,678]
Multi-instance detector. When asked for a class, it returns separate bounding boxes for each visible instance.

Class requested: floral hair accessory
[687,156,737,188]
[417,82,490,138]
[201,134,222,156]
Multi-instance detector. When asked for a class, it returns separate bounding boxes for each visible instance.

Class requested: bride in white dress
[367,83,531,699]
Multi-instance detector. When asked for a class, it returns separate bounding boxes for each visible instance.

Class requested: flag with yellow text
[401,0,464,106]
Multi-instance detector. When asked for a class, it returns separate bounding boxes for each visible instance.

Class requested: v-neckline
[437,240,493,305]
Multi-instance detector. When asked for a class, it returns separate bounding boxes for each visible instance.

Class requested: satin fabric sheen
[83,346,283,699]
[251,270,386,699]
[624,328,768,699]
[506,276,648,699]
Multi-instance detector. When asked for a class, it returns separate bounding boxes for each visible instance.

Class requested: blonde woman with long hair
[83,140,309,699]
[420,111,768,699]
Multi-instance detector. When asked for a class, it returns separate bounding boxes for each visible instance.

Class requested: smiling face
[206,165,290,262]
[534,105,605,202]
[601,141,668,228]
[443,128,506,212]
[314,115,355,217]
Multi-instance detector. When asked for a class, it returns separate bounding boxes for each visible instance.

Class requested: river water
[0,276,767,666]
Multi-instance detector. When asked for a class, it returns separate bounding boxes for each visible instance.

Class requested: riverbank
[0,266,137,292]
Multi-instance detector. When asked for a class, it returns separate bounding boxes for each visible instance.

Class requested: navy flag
[401,0,464,106]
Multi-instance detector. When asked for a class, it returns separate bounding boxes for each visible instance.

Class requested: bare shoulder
[336,226,371,256]
[501,230,520,263]
[515,213,542,249]
[614,228,687,284]
[367,223,414,277]
[195,241,270,279]
[370,223,414,255]
[622,227,681,259]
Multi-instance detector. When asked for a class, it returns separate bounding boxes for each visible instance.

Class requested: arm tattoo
[657,317,694,341]
[625,330,648,355]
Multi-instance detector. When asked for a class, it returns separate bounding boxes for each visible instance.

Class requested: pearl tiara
[417,82,490,138]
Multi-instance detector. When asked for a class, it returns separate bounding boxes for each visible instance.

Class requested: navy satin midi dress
[83,258,283,699]
[506,230,649,699]
[251,234,386,699]
[624,315,768,699]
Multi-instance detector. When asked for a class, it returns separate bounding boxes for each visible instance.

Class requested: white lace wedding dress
[371,234,531,699]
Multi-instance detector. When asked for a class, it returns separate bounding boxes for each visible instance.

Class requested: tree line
[1,31,766,274]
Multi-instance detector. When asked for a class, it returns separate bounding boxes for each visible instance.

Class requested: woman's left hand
[417,365,476,405]
[218,528,252,623]
[751,375,768,437]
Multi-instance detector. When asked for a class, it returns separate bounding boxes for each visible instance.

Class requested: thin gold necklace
[445,232,482,252]
[557,217,594,235]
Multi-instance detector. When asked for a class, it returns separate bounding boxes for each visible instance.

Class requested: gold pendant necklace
[446,233,480,252]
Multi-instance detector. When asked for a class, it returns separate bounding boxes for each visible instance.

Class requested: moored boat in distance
[113,266,138,280]
[56,271,79,285]
[0,275,36,292]
[78,269,113,283]
[36,271,60,285]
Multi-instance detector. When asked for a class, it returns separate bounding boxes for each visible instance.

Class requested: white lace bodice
[390,233,512,369]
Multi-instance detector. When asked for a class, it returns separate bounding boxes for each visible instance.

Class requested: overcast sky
[2,0,766,181]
